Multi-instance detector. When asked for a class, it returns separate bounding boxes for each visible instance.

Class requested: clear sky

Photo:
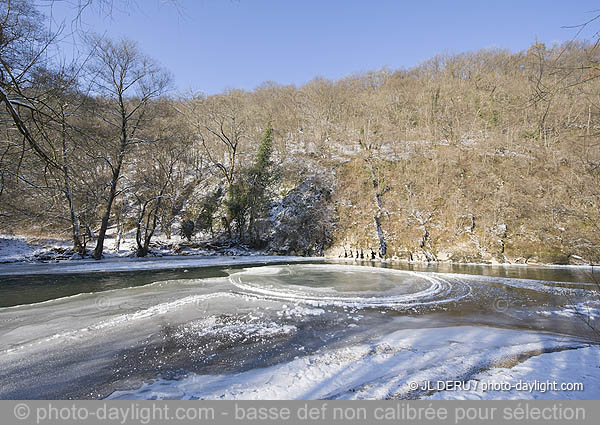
[43,0,600,95]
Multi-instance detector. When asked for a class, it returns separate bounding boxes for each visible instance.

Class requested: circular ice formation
[229,264,471,308]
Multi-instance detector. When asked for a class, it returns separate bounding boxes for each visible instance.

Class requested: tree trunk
[135,201,148,257]
[93,152,124,259]
[419,226,435,262]
[365,161,387,257]
[136,201,160,257]
[136,182,167,257]
[63,168,83,255]
[115,224,123,253]
[67,191,84,255]
[60,115,84,256]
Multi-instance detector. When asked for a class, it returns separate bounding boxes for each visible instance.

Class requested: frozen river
[0,258,599,399]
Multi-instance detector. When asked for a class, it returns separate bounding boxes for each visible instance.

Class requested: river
[0,258,598,399]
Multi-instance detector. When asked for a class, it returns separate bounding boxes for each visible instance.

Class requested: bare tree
[188,92,247,187]
[184,92,248,238]
[130,103,187,257]
[86,36,171,259]
[0,0,63,169]
[0,1,100,252]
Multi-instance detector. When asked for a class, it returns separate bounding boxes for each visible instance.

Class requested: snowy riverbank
[0,234,320,276]
[4,231,599,274]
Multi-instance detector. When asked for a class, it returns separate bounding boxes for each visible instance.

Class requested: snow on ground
[427,346,600,400]
[106,326,598,400]
[0,233,322,277]
[0,235,37,262]
[0,232,274,263]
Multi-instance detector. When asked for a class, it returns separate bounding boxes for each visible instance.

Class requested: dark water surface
[0,258,596,308]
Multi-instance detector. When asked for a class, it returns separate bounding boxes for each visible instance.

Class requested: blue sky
[44,0,600,95]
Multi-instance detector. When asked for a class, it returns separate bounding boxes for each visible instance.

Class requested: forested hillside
[1,0,599,264]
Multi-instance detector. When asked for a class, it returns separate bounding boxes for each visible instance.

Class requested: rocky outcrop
[265,177,336,256]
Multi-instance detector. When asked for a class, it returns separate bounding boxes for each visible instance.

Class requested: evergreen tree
[247,123,275,237]
[224,123,275,244]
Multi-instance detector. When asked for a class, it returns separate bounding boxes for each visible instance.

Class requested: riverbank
[0,233,325,277]
[0,233,273,263]
[2,234,597,273]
